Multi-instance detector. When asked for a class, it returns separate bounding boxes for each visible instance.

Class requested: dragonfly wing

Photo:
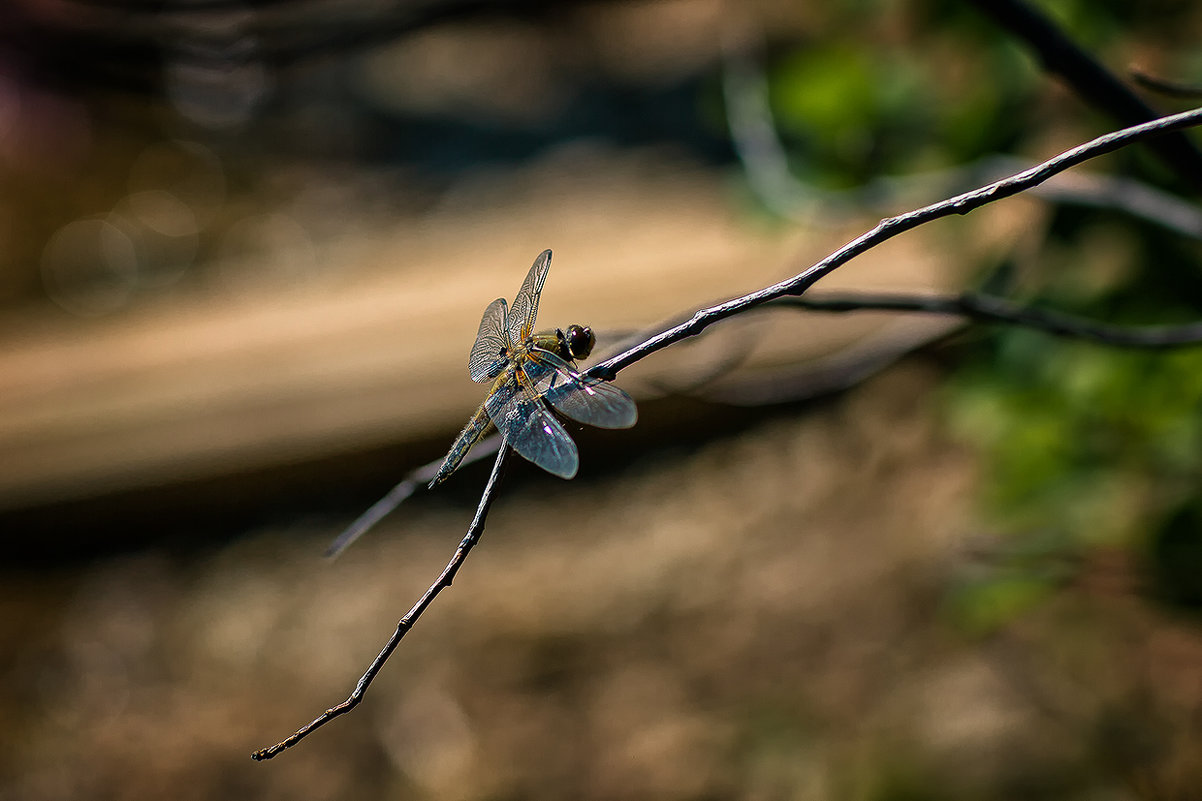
[485,373,578,479]
[507,249,551,345]
[469,297,511,382]
[546,377,638,429]
[524,348,638,429]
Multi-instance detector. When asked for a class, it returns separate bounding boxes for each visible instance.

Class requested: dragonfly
[429,249,637,487]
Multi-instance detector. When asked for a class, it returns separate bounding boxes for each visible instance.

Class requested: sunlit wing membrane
[524,348,638,429]
[484,371,578,479]
[508,249,552,345]
[546,377,638,429]
[468,298,511,382]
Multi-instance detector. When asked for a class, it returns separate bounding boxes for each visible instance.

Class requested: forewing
[468,297,510,382]
[485,372,578,479]
[525,349,638,429]
[507,249,551,345]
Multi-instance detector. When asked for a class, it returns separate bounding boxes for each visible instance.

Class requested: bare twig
[323,477,422,559]
[588,106,1202,383]
[324,436,502,558]
[1008,162,1202,240]
[252,442,511,760]
[777,292,1202,348]
[258,106,1202,762]
[634,284,1202,408]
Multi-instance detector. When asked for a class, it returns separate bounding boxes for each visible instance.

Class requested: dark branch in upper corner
[587,106,1202,383]
[776,292,1202,349]
[964,0,1202,191]
[252,443,511,760]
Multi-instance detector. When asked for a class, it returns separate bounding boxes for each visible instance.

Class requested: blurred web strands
[588,106,1202,383]
[253,443,510,761]
[773,293,1202,349]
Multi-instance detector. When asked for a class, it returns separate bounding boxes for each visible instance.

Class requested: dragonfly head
[562,324,596,361]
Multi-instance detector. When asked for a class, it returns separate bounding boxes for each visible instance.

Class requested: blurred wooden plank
[0,154,1014,510]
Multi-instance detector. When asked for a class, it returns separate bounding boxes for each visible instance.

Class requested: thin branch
[696,286,1202,407]
[966,0,1202,190]
[588,106,1202,383]
[323,436,502,559]
[323,477,421,559]
[1006,161,1202,240]
[252,442,511,760]
[258,106,1202,761]
[777,292,1202,348]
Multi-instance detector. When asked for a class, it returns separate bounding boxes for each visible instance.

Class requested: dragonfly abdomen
[429,402,496,487]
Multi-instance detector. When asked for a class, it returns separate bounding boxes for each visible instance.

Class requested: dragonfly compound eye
[566,325,596,360]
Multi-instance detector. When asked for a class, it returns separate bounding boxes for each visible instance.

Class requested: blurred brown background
[3,1,1202,799]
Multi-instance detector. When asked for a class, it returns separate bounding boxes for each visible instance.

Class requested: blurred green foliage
[765,34,1037,186]
[753,0,1202,634]
[759,1,1048,188]
[951,339,1202,541]
[946,206,1202,630]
